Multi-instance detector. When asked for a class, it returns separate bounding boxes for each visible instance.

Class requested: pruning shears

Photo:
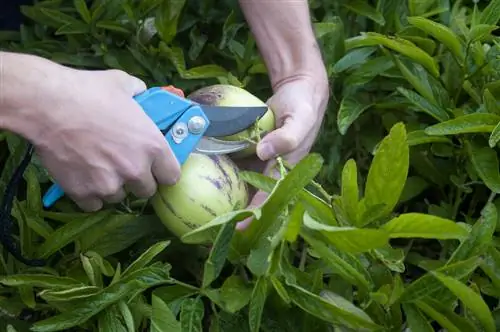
[41,85,268,208]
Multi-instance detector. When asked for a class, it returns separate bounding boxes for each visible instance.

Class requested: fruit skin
[187,84,276,158]
[150,153,249,238]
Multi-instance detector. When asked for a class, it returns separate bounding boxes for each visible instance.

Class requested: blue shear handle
[42,87,210,209]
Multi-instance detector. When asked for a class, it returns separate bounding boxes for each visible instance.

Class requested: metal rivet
[188,116,206,134]
[172,122,188,143]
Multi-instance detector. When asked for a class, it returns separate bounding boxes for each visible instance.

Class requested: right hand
[30,67,181,212]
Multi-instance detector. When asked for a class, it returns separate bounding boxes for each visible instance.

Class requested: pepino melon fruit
[150,153,249,238]
[188,84,276,158]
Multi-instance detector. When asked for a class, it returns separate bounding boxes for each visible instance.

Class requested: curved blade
[195,137,250,154]
[200,105,268,137]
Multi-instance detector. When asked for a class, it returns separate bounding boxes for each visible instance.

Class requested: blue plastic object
[42,87,210,208]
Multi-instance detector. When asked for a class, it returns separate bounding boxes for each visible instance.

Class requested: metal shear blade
[195,137,250,154]
[200,105,268,137]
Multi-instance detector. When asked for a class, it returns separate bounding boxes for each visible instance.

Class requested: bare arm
[0,51,60,142]
[238,0,326,88]
[1,51,180,212]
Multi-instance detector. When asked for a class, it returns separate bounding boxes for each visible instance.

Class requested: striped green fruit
[150,153,249,238]
[187,84,276,158]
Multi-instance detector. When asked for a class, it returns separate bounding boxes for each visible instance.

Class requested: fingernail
[257,142,276,160]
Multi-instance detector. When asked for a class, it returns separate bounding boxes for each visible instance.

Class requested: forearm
[238,0,324,88]
[0,52,61,141]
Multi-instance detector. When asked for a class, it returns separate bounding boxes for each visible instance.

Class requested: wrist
[0,52,66,143]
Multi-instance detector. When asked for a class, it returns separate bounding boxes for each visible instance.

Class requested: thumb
[256,108,315,161]
[104,69,147,96]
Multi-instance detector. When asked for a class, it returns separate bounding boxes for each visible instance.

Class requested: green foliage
[3,0,500,331]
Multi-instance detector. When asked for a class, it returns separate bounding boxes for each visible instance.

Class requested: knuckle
[123,166,144,182]
[68,186,90,201]
[96,179,122,197]
[148,140,166,156]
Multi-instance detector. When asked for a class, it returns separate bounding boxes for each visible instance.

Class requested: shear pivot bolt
[172,123,188,142]
[188,116,206,134]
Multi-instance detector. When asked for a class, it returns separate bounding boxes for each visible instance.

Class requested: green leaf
[0,274,83,289]
[39,286,100,302]
[346,32,440,77]
[117,301,135,332]
[398,256,482,302]
[400,177,429,202]
[184,65,229,79]
[285,202,304,242]
[301,231,372,291]
[402,303,434,332]
[467,140,500,193]
[397,87,450,121]
[302,214,389,253]
[480,246,500,291]
[73,0,91,23]
[159,43,229,80]
[381,213,468,240]
[182,210,255,244]
[79,214,161,257]
[340,159,359,224]
[285,284,380,330]
[217,275,253,313]
[415,297,479,332]
[96,21,131,33]
[468,24,498,43]
[431,272,495,332]
[337,95,373,135]
[425,113,500,135]
[484,89,500,115]
[39,7,83,26]
[407,16,465,64]
[179,297,204,332]
[362,122,410,222]
[36,210,113,258]
[122,241,170,277]
[155,0,186,43]
[202,222,235,288]
[408,0,437,16]
[447,203,497,265]
[31,265,171,332]
[239,153,324,250]
[248,277,268,332]
[489,122,500,147]
[331,47,377,74]
[406,130,453,146]
[342,0,385,25]
[480,0,500,25]
[392,55,450,108]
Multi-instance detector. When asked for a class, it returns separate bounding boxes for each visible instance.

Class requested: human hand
[28,66,180,212]
[236,71,330,230]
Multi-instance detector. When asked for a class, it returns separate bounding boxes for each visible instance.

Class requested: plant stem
[299,242,308,271]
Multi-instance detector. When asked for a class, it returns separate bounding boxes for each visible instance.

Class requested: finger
[74,196,103,212]
[256,109,315,161]
[125,172,158,198]
[102,187,127,204]
[151,144,181,186]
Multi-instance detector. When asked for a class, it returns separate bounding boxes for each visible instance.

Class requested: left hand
[236,70,330,230]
